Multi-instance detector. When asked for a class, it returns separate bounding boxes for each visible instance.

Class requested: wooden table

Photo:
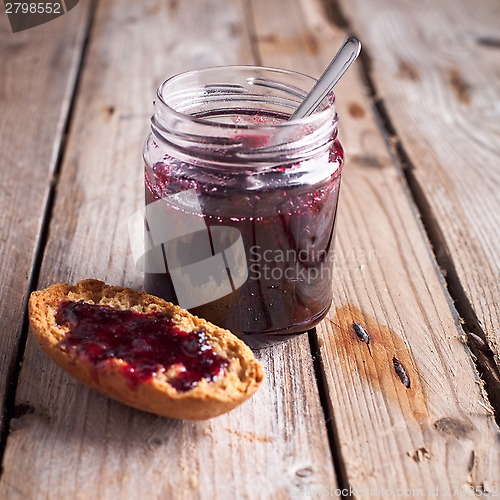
[1,0,499,497]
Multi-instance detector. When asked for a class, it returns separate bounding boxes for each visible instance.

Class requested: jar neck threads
[150,66,338,168]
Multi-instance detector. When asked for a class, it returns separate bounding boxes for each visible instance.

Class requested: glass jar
[143,66,344,345]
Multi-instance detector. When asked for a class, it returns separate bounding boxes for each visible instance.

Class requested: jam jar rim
[155,64,336,131]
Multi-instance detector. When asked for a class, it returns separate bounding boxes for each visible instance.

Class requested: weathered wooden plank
[337,0,500,369]
[0,0,337,497]
[250,0,500,495]
[0,1,91,441]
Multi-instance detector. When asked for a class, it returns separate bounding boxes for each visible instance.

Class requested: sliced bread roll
[28,279,264,420]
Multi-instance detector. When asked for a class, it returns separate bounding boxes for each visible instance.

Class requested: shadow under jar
[143,66,344,346]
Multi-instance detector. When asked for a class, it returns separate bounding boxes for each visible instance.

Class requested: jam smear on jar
[55,300,228,392]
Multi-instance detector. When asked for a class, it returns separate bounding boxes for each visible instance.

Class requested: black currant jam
[142,67,344,343]
[56,300,228,392]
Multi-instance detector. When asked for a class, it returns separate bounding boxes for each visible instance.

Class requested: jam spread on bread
[55,300,229,392]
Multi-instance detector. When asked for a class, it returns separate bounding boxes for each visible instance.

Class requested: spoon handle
[290,36,361,120]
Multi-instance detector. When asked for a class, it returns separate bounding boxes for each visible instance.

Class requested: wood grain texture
[0,1,91,433]
[337,0,500,368]
[249,0,500,495]
[0,0,337,497]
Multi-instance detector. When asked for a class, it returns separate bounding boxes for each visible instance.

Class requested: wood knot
[434,417,474,439]
[302,33,319,55]
[103,105,115,118]
[476,37,500,48]
[407,447,431,462]
[348,102,366,119]
[448,68,471,104]
[168,0,178,13]
[397,60,420,81]
[146,437,163,448]
[13,403,35,418]
[295,466,314,478]
[393,357,411,388]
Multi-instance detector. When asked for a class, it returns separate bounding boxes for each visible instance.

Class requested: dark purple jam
[55,300,228,392]
[144,110,344,341]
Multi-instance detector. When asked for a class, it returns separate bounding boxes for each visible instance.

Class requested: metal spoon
[290,36,361,120]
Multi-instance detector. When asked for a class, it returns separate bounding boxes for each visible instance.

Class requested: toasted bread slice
[28,279,264,420]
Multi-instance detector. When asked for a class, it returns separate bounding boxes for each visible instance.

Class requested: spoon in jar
[289,36,361,120]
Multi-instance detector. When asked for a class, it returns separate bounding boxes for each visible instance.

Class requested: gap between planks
[0,0,98,472]
[308,329,352,494]
[322,0,500,422]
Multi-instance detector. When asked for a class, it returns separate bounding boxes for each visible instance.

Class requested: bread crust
[28,279,264,420]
